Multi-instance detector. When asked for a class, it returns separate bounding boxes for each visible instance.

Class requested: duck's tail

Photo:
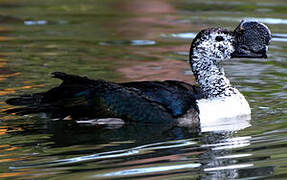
[4,72,93,116]
[5,94,45,115]
[4,106,41,115]
[6,94,43,106]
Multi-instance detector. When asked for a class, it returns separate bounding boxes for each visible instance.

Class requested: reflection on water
[24,20,48,26]
[0,0,287,179]
[2,119,248,178]
[3,117,268,179]
[99,40,156,46]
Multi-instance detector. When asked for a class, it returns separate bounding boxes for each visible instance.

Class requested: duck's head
[190,20,271,64]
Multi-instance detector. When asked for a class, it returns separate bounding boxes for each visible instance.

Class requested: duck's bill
[231,20,271,59]
[231,45,268,58]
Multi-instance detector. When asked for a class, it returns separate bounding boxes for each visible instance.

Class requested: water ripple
[94,163,201,177]
[9,139,196,169]
[99,40,156,46]
[24,20,47,26]
[204,163,253,171]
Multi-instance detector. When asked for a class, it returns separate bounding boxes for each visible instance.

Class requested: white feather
[197,90,251,122]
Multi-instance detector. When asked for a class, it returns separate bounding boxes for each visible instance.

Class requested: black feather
[4,21,271,125]
[5,72,200,124]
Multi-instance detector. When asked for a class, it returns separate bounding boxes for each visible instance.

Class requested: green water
[0,0,287,179]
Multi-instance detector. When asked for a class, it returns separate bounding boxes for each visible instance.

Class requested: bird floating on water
[5,20,271,127]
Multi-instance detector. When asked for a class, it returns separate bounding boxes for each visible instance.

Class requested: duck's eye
[215,36,224,42]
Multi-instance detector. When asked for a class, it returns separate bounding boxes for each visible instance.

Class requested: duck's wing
[121,80,201,117]
[5,72,176,124]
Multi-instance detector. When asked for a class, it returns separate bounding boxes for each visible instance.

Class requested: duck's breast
[197,93,251,122]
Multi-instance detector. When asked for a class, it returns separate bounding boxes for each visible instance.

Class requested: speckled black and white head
[189,21,271,98]
[190,28,235,63]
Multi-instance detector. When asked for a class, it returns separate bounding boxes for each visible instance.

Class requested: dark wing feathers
[121,80,199,116]
[5,72,200,123]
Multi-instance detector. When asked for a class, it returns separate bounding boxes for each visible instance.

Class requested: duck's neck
[190,54,238,98]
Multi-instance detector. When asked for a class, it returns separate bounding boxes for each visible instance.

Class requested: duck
[5,20,271,126]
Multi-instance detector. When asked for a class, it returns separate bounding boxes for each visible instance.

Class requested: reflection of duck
[5,20,271,125]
